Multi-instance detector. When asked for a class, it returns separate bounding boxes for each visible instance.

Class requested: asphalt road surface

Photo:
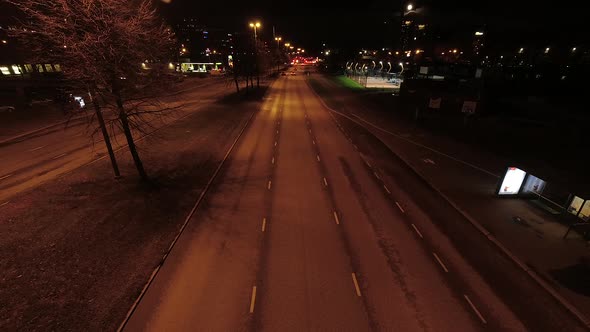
[0,78,229,203]
[122,73,527,331]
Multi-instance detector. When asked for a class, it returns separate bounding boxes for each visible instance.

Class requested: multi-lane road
[122,73,527,331]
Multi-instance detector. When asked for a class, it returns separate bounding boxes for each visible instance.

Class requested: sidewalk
[311,75,590,323]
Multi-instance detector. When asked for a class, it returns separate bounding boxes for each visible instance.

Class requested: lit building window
[12,65,22,74]
[44,64,53,72]
[0,66,10,75]
[35,64,44,72]
[24,64,33,72]
[54,64,61,72]
[418,24,426,30]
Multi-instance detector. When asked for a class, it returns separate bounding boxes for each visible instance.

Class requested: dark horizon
[158,0,587,54]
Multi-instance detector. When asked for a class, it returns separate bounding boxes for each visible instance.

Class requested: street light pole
[249,22,261,88]
[249,22,260,40]
[275,36,282,75]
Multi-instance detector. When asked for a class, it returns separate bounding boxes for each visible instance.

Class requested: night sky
[1,1,587,55]
[157,0,587,54]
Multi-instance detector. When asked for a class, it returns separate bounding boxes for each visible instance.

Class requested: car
[281,72,287,76]
[289,72,296,76]
[0,105,15,112]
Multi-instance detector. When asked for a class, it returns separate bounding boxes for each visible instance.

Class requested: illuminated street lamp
[285,42,290,47]
[249,21,261,40]
[407,4,413,11]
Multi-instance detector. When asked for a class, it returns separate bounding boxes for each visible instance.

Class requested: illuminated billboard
[498,167,527,195]
[521,174,546,195]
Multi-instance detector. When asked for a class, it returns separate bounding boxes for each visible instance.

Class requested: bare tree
[7,0,178,182]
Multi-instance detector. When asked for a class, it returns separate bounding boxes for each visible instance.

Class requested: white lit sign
[498,167,526,195]
[74,96,85,108]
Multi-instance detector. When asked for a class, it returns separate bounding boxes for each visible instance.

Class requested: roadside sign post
[461,100,477,126]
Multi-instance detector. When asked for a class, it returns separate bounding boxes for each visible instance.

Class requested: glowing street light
[275,36,282,49]
[249,21,261,40]
[407,4,413,11]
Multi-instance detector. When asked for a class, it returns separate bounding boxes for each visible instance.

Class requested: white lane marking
[411,224,423,238]
[373,171,381,180]
[432,252,449,273]
[464,295,487,324]
[364,159,371,168]
[348,113,499,178]
[262,218,267,232]
[323,177,328,187]
[316,155,321,162]
[352,273,362,297]
[0,174,13,181]
[383,185,391,194]
[272,157,275,164]
[353,144,359,151]
[250,286,258,313]
[29,145,46,152]
[333,211,340,225]
[312,140,316,145]
[276,130,279,134]
[274,141,277,147]
[52,153,68,160]
[395,202,405,213]
[267,180,272,190]
[309,129,312,134]
[0,201,9,207]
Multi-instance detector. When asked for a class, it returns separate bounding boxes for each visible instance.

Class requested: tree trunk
[233,75,240,93]
[115,94,148,181]
[91,90,120,177]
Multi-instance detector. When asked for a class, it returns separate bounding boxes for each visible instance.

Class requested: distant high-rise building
[174,18,234,63]
[472,30,485,59]
[400,2,429,53]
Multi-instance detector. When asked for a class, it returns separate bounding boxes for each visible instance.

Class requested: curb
[116,84,273,332]
[0,115,87,147]
[307,79,590,330]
